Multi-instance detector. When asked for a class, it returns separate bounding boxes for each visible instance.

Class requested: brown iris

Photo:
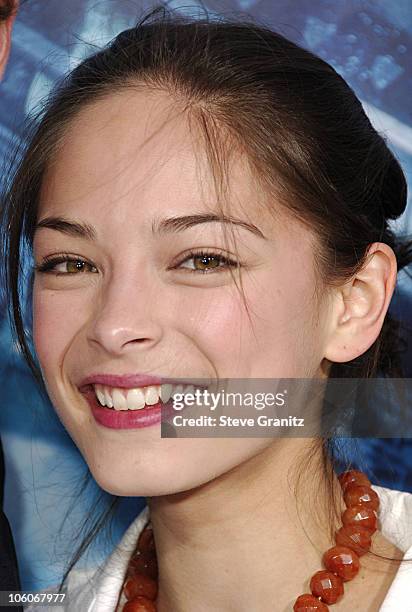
[65,260,89,273]
[193,255,220,271]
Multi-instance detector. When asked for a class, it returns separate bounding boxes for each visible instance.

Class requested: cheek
[183,268,320,377]
[176,286,252,374]
[32,284,89,374]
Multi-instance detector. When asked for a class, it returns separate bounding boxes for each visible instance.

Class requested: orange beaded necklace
[119,470,380,611]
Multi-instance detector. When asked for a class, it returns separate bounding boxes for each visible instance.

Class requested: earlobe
[324,243,397,363]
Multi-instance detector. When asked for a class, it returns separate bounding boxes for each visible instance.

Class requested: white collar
[68,505,150,612]
[66,485,412,611]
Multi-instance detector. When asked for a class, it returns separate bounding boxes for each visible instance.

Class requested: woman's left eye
[174,250,239,273]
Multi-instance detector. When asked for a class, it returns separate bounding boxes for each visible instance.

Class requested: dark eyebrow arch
[152,213,266,239]
[34,217,97,241]
[34,213,267,241]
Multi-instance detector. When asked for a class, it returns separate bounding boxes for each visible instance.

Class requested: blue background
[1,0,412,591]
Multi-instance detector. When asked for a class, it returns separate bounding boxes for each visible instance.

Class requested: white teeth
[144,385,160,405]
[93,383,160,411]
[184,384,195,396]
[172,384,184,397]
[126,388,146,410]
[104,387,113,408]
[95,387,106,406]
[160,384,173,403]
[112,388,128,411]
[93,382,202,411]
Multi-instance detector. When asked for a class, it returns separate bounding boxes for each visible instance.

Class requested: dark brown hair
[1,3,411,592]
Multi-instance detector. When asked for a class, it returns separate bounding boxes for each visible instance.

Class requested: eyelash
[33,250,239,276]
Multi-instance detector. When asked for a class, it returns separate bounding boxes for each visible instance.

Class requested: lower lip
[84,390,176,430]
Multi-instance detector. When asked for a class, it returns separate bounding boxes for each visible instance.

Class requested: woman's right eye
[34,256,98,275]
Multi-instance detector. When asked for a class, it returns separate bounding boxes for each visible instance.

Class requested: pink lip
[78,373,208,392]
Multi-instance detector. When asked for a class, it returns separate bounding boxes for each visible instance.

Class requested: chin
[91,462,222,497]
[88,468,185,497]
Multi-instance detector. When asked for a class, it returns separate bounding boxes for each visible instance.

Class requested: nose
[87,266,164,356]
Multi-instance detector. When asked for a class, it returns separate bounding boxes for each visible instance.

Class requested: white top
[26,484,412,611]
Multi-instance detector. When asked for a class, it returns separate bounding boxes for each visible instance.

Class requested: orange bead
[128,552,158,580]
[124,575,158,601]
[138,526,156,553]
[123,597,157,612]
[310,570,344,604]
[343,485,379,510]
[323,546,360,581]
[293,593,329,611]
[335,525,372,556]
[342,504,377,533]
[338,470,371,492]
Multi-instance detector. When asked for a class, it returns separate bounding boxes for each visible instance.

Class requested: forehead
[39,89,266,226]
[36,88,317,268]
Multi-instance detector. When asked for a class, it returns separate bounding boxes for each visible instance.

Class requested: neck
[146,438,344,611]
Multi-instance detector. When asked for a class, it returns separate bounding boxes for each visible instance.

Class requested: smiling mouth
[82,382,203,411]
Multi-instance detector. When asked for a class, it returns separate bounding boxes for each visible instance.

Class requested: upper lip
[78,373,210,392]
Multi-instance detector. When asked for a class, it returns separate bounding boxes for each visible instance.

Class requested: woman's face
[32,89,332,496]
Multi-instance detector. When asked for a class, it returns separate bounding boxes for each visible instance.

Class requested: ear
[0,2,18,80]
[323,242,397,363]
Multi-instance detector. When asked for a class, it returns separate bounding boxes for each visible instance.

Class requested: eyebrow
[152,213,266,238]
[34,217,97,241]
[34,213,266,240]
